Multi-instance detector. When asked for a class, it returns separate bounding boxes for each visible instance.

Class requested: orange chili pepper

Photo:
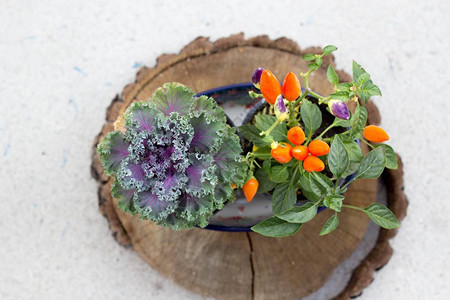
[287,126,306,145]
[260,70,282,105]
[363,125,389,143]
[243,177,259,202]
[308,140,330,156]
[291,145,309,161]
[303,155,325,172]
[282,72,301,101]
[231,183,237,189]
[271,142,293,163]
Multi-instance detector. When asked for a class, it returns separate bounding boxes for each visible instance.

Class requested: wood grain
[91,34,408,299]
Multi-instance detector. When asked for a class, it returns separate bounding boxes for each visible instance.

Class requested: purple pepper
[251,67,265,89]
[328,99,350,120]
[275,95,288,121]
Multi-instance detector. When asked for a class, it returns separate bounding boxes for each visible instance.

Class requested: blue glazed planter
[196,83,357,232]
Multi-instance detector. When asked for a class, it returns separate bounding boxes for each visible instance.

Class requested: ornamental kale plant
[239,45,401,237]
[98,83,247,229]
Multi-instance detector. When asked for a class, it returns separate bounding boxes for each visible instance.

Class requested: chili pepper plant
[240,45,400,237]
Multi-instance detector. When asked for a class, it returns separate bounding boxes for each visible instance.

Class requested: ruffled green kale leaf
[152,82,195,116]
[97,82,246,230]
[97,131,130,176]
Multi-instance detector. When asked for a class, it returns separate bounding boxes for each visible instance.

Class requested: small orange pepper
[303,155,325,172]
[291,145,309,161]
[282,72,301,101]
[287,126,306,145]
[308,140,330,156]
[243,178,259,202]
[271,142,293,163]
[260,70,282,105]
[363,125,389,143]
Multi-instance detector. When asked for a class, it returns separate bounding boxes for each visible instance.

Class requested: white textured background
[1,0,449,299]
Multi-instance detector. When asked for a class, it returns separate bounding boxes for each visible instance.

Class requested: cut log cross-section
[91,34,408,300]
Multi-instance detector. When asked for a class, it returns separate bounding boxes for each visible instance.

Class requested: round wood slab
[91,34,408,299]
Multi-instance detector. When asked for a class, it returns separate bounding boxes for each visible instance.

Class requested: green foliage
[271,182,297,214]
[352,60,382,103]
[341,138,364,162]
[363,203,400,229]
[277,202,317,223]
[255,167,276,194]
[301,99,322,137]
[355,147,386,179]
[320,213,339,235]
[302,53,316,61]
[375,144,398,169]
[241,47,400,238]
[329,91,350,101]
[328,135,350,178]
[239,124,271,147]
[327,65,339,85]
[323,45,338,55]
[300,172,333,203]
[254,115,288,142]
[251,216,302,237]
[349,105,368,139]
[270,165,290,183]
[324,195,344,212]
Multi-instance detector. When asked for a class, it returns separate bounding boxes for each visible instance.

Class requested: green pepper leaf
[251,216,302,237]
[254,114,288,142]
[328,135,350,178]
[349,105,368,139]
[342,162,360,178]
[355,147,386,179]
[319,213,339,235]
[270,165,290,183]
[352,60,368,82]
[300,172,333,202]
[253,147,272,160]
[310,172,333,194]
[329,91,350,101]
[262,159,272,174]
[358,82,382,103]
[333,117,351,128]
[324,194,344,212]
[255,168,276,194]
[363,203,400,229]
[302,53,315,61]
[357,73,371,87]
[301,99,322,138]
[239,124,271,147]
[341,138,364,162]
[277,202,317,224]
[308,62,319,71]
[327,65,339,85]
[336,82,352,92]
[323,45,338,55]
[271,183,297,214]
[375,144,398,169]
[315,57,323,67]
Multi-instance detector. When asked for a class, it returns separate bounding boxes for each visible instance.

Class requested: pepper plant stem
[343,204,363,211]
[316,123,335,140]
[361,138,375,149]
[260,119,282,137]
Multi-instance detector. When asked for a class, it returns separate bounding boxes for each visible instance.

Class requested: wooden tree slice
[91,34,408,299]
